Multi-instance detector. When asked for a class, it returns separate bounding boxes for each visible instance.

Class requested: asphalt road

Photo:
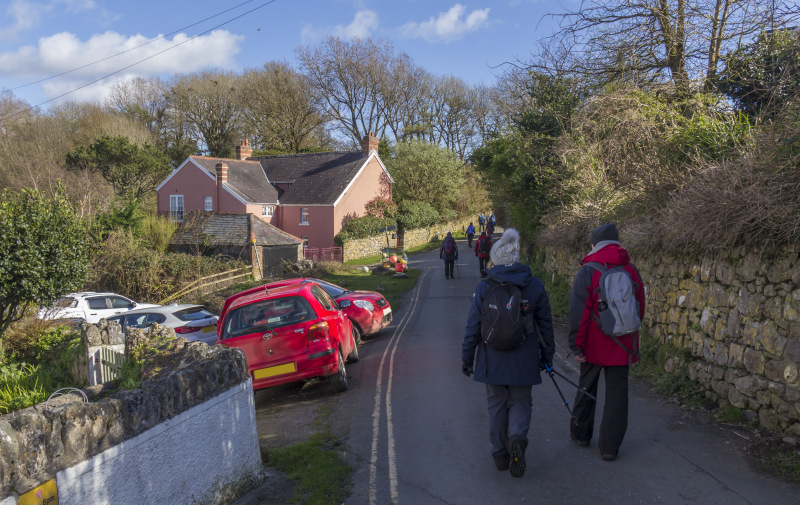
[334,239,800,505]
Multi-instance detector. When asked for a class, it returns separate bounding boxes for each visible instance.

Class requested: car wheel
[329,348,348,393]
[347,329,360,363]
[352,323,363,344]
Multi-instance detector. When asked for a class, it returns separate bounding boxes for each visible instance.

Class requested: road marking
[368,267,429,505]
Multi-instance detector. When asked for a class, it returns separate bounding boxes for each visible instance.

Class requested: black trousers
[444,260,454,277]
[570,363,629,455]
[478,256,489,276]
[467,234,474,247]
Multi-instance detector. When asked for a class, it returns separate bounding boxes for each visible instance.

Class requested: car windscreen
[221,296,316,340]
[174,306,216,322]
[55,297,78,308]
[311,279,347,298]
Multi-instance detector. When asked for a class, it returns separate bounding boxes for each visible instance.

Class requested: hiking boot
[508,440,526,478]
[493,455,510,471]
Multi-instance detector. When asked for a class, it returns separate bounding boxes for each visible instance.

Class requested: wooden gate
[99,347,126,383]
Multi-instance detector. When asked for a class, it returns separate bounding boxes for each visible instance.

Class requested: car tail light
[308,321,329,340]
[175,326,202,334]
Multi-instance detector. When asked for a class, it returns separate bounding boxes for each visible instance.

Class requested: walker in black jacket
[440,232,458,279]
[461,228,556,478]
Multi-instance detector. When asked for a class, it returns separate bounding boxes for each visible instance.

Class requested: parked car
[107,304,219,345]
[38,292,160,324]
[219,278,392,343]
[217,282,358,392]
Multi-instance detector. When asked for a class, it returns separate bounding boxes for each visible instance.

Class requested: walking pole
[548,366,597,401]
[543,363,573,414]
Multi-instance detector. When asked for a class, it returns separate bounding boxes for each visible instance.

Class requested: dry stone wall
[342,218,472,262]
[0,324,259,503]
[541,245,800,434]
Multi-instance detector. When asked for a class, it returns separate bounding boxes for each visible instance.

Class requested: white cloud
[301,9,378,43]
[401,4,490,43]
[0,0,98,41]
[0,30,243,102]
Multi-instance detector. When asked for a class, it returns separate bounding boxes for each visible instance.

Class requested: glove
[539,357,553,372]
[462,362,473,377]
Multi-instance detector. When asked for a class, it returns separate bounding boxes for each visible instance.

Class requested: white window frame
[204,196,213,211]
[300,207,309,225]
[170,195,184,222]
[262,205,274,217]
[301,236,309,248]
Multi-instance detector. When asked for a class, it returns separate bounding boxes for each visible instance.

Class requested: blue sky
[0,0,566,109]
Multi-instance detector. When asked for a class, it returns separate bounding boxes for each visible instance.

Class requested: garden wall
[541,245,800,434]
[0,327,263,505]
[342,217,472,262]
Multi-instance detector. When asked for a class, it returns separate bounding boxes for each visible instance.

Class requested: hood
[487,263,533,288]
[582,243,631,268]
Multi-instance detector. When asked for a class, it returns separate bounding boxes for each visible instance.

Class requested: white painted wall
[55,380,262,505]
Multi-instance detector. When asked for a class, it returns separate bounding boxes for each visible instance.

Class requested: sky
[0,0,568,111]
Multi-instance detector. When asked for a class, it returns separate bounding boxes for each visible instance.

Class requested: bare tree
[168,70,244,158]
[240,61,325,153]
[542,0,794,93]
[298,36,406,144]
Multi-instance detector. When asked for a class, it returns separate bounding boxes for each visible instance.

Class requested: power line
[1,0,280,122]
[8,0,258,92]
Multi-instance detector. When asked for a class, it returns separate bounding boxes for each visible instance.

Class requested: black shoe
[445,275,450,279]
[601,451,618,461]
[571,433,590,447]
[494,455,510,471]
[508,440,526,478]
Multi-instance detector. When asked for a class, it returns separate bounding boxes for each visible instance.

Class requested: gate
[303,247,342,262]
[98,347,126,383]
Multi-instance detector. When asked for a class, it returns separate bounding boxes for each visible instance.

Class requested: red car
[220,278,392,344]
[217,282,358,392]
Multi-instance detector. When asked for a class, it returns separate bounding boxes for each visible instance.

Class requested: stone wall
[0,325,262,504]
[541,245,800,434]
[342,217,473,262]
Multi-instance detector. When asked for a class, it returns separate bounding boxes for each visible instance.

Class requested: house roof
[188,156,279,204]
[251,151,368,205]
[171,212,302,247]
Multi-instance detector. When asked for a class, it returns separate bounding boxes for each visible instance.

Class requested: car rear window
[221,296,316,340]
[124,313,166,329]
[174,306,216,322]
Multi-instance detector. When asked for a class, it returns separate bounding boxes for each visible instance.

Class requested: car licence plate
[201,325,216,333]
[382,307,392,316]
[253,363,296,380]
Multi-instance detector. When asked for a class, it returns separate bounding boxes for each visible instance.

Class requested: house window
[301,208,308,224]
[262,205,273,217]
[204,196,213,211]
[170,195,184,222]
[301,236,309,248]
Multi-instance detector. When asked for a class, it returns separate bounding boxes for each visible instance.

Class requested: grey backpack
[585,262,641,337]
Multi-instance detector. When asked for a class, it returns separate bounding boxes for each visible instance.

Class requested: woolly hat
[590,223,619,246]
[490,228,520,266]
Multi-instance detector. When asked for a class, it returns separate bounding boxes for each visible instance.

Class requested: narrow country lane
[338,238,800,505]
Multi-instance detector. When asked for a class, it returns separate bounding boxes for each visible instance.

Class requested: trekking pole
[543,363,572,415]
[547,366,597,401]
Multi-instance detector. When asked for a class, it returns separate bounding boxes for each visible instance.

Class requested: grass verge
[324,268,421,309]
[266,431,352,505]
[527,249,571,317]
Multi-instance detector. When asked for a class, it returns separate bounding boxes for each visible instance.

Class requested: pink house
[156,135,393,249]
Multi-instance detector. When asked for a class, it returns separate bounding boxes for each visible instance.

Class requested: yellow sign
[19,479,58,505]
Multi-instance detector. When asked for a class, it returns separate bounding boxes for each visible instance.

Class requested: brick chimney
[235,139,252,160]
[361,132,379,158]
[215,162,228,212]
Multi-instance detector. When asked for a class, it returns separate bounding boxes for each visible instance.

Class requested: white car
[39,292,160,324]
[107,304,219,345]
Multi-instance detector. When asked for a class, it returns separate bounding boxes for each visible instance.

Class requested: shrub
[395,200,439,231]
[335,216,397,244]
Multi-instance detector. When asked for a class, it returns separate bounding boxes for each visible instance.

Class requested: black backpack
[478,237,490,254]
[481,281,526,350]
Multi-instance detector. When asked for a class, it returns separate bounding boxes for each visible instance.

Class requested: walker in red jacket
[567,223,645,462]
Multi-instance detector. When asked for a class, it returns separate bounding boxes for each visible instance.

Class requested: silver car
[107,304,219,345]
